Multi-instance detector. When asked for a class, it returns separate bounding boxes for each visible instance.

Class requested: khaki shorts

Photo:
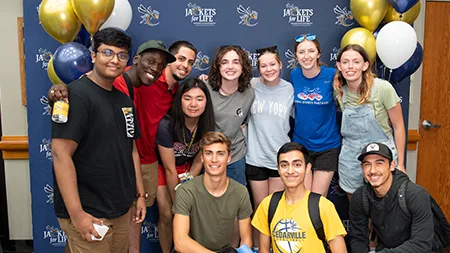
[58,209,131,253]
[141,162,158,206]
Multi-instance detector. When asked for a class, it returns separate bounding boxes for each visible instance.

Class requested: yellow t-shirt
[251,191,347,253]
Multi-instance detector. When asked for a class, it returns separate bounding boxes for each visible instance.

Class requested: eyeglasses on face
[255,45,278,55]
[295,33,316,43]
[96,49,129,62]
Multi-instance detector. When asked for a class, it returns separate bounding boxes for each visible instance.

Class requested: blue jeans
[227,157,247,186]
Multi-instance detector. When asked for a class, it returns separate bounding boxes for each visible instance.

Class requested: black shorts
[309,147,339,172]
[245,164,280,181]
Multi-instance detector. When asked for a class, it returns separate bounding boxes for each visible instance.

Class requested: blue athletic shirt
[290,66,341,152]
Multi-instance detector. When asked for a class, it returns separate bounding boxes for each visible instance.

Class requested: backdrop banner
[23,0,410,252]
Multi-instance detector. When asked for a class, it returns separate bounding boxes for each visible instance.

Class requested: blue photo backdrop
[23,0,410,252]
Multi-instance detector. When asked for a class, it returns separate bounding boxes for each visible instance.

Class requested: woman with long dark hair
[155,78,215,251]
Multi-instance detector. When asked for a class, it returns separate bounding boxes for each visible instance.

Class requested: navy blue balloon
[53,42,93,84]
[73,26,91,48]
[390,42,423,83]
[389,0,419,13]
[373,22,385,39]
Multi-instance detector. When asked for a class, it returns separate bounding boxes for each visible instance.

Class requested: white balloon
[100,0,133,31]
[376,21,417,69]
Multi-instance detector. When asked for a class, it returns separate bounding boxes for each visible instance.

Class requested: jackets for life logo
[285,49,298,69]
[194,51,210,71]
[44,225,67,247]
[247,50,258,69]
[237,5,258,27]
[44,184,54,203]
[36,48,52,70]
[138,4,160,26]
[142,221,159,241]
[283,3,313,27]
[330,47,340,63]
[40,138,52,161]
[334,5,354,27]
[185,2,216,26]
[40,95,51,115]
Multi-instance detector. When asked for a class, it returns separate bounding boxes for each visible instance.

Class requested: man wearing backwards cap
[349,142,436,252]
[48,39,199,253]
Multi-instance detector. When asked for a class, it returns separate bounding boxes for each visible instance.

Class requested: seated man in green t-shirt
[252,142,347,253]
[172,131,253,253]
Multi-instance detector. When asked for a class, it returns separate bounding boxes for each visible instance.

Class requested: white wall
[0,0,32,240]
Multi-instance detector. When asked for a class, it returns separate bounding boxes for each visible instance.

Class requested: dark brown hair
[208,46,252,92]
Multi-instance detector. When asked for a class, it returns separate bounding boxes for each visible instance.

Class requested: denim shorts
[227,157,247,186]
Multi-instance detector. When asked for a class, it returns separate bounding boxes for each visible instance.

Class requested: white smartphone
[91,223,109,241]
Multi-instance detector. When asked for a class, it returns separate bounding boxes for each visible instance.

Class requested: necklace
[182,124,198,172]
[220,86,237,96]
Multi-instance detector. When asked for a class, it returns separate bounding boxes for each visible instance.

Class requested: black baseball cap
[136,40,176,63]
[357,142,393,162]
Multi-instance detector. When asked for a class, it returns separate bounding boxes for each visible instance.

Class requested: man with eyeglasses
[49,39,198,253]
[52,28,144,253]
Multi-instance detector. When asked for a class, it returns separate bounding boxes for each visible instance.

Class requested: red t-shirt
[134,70,178,164]
[113,66,138,97]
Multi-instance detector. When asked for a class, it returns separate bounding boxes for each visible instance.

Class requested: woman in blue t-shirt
[155,78,215,253]
[290,34,341,196]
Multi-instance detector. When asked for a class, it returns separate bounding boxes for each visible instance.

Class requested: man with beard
[48,40,198,253]
[350,142,439,252]
[136,41,197,253]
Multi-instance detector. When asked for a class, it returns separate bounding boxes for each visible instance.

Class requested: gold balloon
[39,0,82,44]
[341,28,377,63]
[351,0,389,31]
[48,57,66,85]
[384,2,421,25]
[71,0,115,35]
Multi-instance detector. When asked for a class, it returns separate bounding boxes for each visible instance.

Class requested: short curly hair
[208,46,252,92]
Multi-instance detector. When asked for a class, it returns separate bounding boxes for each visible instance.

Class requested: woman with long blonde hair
[334,44,406,195]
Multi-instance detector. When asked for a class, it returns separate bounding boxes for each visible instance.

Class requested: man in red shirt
[135,41,197,253]
[49,40,198,253]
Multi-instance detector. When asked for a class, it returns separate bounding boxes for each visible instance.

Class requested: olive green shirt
[172,175,253,251]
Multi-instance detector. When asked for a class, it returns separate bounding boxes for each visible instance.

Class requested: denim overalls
[338,82,398,194]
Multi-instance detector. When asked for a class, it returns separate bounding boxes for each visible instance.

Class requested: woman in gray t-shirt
[245,46,294,249]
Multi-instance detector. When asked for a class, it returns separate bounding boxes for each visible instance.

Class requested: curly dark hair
[208,46,252,92]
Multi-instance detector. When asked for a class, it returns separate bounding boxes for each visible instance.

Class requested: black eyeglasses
[256,46,278,55]
[96,49,129,62]
[295,33,317,43]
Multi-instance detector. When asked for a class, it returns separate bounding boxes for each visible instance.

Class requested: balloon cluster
[38,0,133,84]
[342,0,423,83]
